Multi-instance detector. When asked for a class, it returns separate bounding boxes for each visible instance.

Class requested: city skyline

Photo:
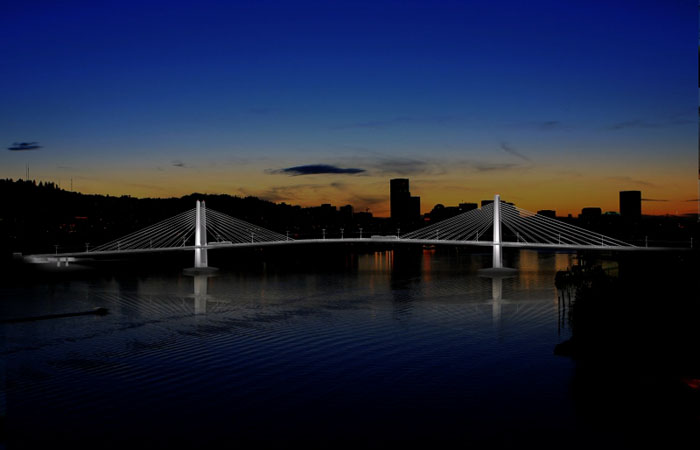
[1,1,697,216]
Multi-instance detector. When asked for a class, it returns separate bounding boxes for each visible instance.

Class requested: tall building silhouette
[390,178,420,224]
[619,190,641,218]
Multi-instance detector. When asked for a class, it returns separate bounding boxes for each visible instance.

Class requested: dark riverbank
[554,251,700,445]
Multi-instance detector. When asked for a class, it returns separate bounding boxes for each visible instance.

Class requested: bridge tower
[194,200,208,269]
[479,193,516,274]
[493,194,502,269]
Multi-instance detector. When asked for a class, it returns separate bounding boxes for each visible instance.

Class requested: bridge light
[397,228,400,239]
[340,228,344,239]
[322,229,326,240]
[286,230,289,241]
[359,228,363,239]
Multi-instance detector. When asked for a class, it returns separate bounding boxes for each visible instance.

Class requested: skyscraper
[619,191,641,218]
[390,178,420,224]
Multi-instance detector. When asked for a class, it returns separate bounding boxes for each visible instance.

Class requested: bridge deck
[27,237,683,261]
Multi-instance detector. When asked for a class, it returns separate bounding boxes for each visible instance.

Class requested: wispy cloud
[172,160,190,168]
[368,157,441,176]
[500,142,531,162]
[607,118,693,130]
[333,115,456,130]
[271,164,366,176]
[358,155,527,176]
[537,120,562,130]
[334,116,414,129]
[471,161,521,172]
[607,176,656,187]
[684,198,700,202]
[642,198,668,202]
[8,141,41,151]
[240,182,347,203]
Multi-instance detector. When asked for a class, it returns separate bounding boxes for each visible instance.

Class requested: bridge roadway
[27,237,675,263]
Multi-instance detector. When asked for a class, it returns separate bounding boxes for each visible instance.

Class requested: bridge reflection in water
[184,248,579,332]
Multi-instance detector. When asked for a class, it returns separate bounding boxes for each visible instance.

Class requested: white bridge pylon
[35,195,645,270]
[87,200,290,268]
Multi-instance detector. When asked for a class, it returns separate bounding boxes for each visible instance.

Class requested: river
[0,248,694,448]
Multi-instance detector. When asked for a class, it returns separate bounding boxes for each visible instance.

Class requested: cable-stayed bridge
[28,195,678,271]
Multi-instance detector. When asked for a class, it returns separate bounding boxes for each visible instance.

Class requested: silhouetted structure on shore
[0,179,697,258]
[390,178,421,227]
[620,190,642,219]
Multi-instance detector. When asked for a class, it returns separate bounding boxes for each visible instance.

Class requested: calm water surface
[0,249,672,448]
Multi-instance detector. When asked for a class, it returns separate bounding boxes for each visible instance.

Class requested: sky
[1,0,697,217]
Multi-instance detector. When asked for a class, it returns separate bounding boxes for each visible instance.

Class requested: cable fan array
[91,209,197,252]
[499,203,635,247]
[205,208,289,243]
[87,200,635,253]
[402,203,494,241]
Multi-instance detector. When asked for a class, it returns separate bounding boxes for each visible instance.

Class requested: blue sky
[1,0,696,215]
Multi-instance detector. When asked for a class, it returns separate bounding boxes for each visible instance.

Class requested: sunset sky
[1,0,697,217]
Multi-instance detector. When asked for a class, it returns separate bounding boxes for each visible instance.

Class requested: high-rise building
[390,178,409,219]
[390,178,420,223]
[619,190,641,218]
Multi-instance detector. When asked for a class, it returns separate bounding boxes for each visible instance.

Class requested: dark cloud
[684,198,700,202]
[172,160,189,168]
[500,142,531,161]
[641,198,668,202]
[272,164,366,176]
[8,142,41,151]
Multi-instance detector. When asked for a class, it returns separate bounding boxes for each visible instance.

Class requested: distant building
[481,199,512,208]
[619,190,641,219]
[579,207,602,218]
[429,204,461,222]
[339,204,353,222]
[459,203,478,212]
[390,178,420,224]
[537,209,556,218]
